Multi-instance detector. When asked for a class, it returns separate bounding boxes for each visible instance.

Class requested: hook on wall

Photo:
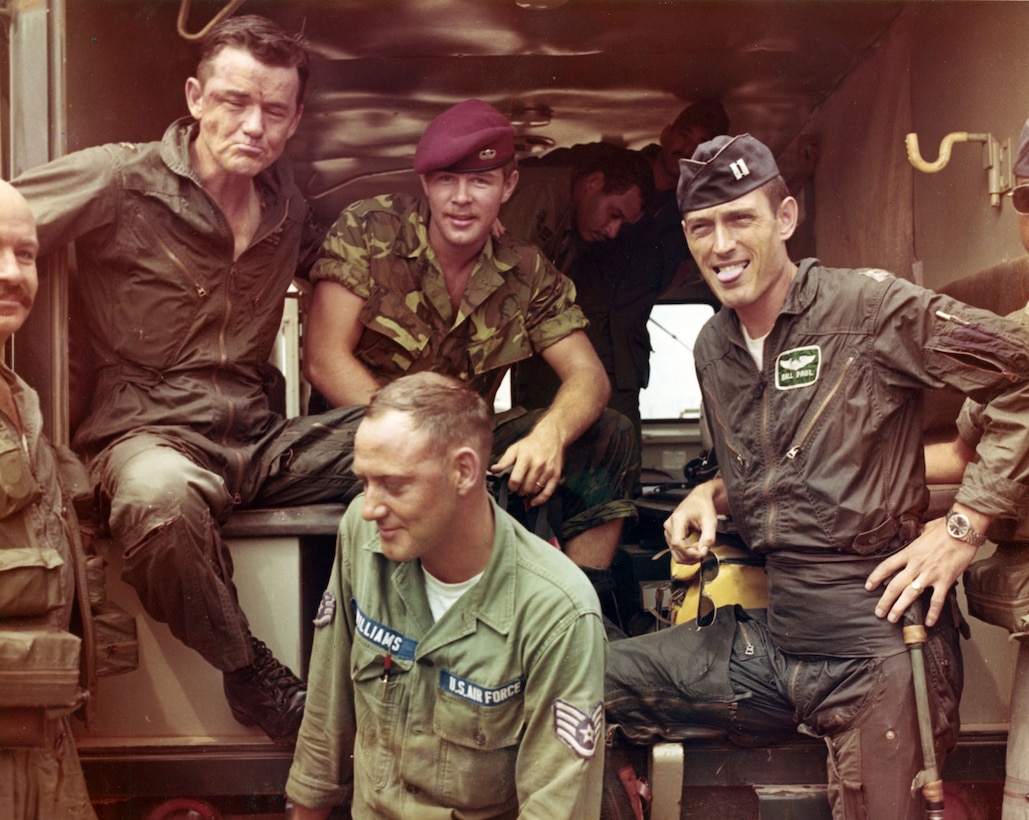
[905,131,1013,208]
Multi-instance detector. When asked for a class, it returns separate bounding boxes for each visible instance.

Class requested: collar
[777,257,821,317]
[389,495,518,653]
[159,116,295,200]
[716,258,819,347]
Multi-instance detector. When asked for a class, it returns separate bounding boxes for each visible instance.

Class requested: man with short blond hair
[287,372,606,818]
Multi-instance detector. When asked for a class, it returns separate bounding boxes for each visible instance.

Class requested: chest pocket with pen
[351,636,409,790]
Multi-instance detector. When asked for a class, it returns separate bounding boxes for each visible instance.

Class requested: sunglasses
[695,552,720,630]
[1009,183,1029,215]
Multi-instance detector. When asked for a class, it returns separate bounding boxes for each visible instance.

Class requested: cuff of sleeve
[284,771,351,815]
[955,460,1029,520]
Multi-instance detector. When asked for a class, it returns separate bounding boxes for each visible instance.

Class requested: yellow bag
[669,539,769,627]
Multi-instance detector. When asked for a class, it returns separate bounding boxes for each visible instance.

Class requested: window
[492,301,714,419]
[640,302,714,421]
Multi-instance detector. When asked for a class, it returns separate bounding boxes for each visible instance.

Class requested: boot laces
[249,638,303,704]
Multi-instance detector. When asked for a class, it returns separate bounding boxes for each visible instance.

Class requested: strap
[63,515,97,728]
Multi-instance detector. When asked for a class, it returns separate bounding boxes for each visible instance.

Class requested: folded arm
[303,279,381,407]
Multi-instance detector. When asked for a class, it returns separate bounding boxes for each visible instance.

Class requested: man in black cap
[304,99,638,588]
[601,133,1029,819]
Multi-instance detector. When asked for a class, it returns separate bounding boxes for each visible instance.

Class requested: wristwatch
[946,509,986,548]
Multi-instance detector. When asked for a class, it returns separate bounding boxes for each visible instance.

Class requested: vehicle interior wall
[907,1,1029,291]
[782,2,1029,293]
[47,2,1029,291]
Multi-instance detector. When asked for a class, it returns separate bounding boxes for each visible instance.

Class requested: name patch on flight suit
[775,346,821,390]
[552,699,604,759]
[440,671,525,706]
[352,598,419,660]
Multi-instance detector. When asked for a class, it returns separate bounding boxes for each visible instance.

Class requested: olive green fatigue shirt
[285,496,607,818]
[0,364,97,820]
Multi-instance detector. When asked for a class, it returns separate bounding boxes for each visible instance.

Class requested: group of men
[5,11,1029,820]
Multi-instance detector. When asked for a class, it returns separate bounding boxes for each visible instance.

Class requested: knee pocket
[825,729,867,820]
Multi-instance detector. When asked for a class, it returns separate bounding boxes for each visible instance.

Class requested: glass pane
[640,303,714,421]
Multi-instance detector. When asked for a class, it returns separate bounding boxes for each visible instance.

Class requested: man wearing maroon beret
[304,100,638,595]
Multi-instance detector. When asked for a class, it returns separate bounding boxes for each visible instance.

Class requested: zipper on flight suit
[760,356,855,546]
[134,209,209,297]
[934,310,1022,382]
[216,260,246,503]
[784,356,855,460]
[700,386,746,470]
[736,619,755,656]
[214,200,289,500]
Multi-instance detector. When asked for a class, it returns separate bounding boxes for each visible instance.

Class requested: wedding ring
[910,580,922,591]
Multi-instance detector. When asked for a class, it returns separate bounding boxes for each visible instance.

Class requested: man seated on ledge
[303,99,639,595]
[600,133,1029,820]
[285,371,606,818]
[12,15,365,747]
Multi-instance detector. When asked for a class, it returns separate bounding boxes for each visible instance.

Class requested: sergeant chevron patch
[552,699,603,759]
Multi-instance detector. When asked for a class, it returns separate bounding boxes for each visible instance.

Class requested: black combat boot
[223,637,306,747]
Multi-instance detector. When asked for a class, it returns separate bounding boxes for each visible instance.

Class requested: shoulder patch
[312,590,337,627]
[552,699,603,759]
[775,345,821,390]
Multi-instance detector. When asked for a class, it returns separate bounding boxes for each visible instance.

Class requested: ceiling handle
[176,0,248,42]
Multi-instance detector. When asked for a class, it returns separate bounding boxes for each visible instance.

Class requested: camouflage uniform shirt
[311,194,588,397]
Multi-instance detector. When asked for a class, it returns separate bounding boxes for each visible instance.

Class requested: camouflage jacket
[311,194,587,398]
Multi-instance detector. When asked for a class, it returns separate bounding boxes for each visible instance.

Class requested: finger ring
[535,481,544,488]
[910,580,922,591]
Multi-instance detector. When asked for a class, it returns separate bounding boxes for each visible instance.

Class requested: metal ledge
[221,504,347,539]
[81,742,294,799]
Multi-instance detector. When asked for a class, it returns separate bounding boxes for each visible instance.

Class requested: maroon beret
[414,99,515,175]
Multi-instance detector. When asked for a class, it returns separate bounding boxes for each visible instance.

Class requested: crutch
[903,605,946,819]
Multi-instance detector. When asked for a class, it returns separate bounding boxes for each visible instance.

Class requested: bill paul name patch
[775,346,821,390]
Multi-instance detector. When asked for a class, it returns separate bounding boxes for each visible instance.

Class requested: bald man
[0,179,97,819]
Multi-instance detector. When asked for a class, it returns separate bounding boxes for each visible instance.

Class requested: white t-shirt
[742,324,769,370]
[422,565,484,622]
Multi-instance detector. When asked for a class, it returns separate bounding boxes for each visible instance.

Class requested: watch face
[947,512,970,539]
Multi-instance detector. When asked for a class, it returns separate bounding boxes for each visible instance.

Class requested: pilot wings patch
[775,345,821,390]
[552,698,604,759]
